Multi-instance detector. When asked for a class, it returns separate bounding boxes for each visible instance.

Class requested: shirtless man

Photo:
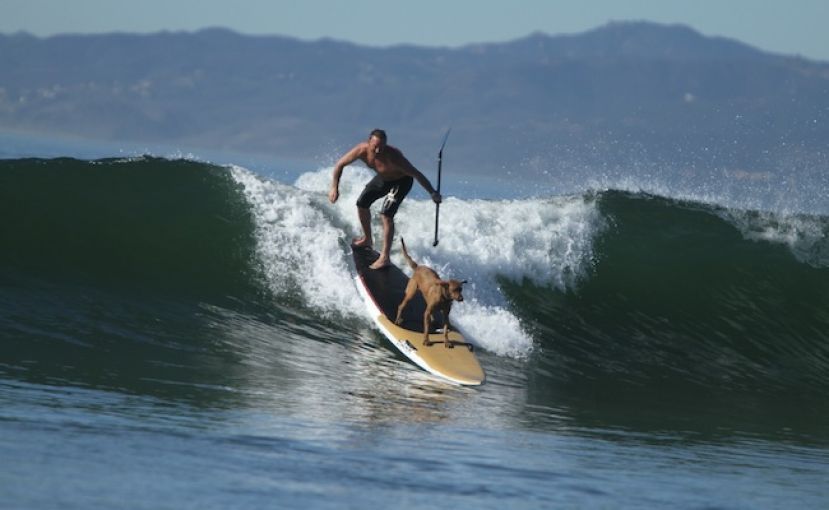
[329,129,442,269]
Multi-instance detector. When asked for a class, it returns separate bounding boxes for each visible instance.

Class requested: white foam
[230,165,364,318]
[720,209,829,268]
[238,165,605,359]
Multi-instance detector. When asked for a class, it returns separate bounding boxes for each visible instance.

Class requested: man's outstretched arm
[329,143,366,203]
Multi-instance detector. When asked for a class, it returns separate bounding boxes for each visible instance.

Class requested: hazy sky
[3,0,828,61]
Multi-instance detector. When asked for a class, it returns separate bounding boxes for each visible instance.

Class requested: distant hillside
[1,21,827,174]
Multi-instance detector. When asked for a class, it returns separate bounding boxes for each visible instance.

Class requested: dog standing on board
[395,238,466,347]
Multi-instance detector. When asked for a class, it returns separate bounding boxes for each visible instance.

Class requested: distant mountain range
[1,21,827,175]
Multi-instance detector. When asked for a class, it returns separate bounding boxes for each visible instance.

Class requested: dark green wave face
[512,191,829,397]
[0,157,274,403]
[0,157,259,299]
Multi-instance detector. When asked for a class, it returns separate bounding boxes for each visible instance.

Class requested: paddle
[433,128,451,247]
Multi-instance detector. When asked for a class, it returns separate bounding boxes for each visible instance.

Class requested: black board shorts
[356,175,414,217]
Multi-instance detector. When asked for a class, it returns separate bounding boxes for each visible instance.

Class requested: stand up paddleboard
[352,246,485,385]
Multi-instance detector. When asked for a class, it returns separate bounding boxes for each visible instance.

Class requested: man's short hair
[369,129,387,142]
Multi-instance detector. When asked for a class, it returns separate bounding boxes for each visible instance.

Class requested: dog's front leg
[422,305,434,346]
[442,305,454,347]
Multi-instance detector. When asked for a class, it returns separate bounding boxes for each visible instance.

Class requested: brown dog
[395,238,466,347]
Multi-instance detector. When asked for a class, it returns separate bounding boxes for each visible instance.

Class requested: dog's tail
[399,238,418,270]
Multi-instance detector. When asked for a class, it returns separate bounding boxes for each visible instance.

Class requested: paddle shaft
[433,128,451,247]
[433,160,441,246]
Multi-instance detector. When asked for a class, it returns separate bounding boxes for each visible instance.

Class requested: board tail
[399,238,418,270]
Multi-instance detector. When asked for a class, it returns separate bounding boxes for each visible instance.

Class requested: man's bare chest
[365,154,398,175]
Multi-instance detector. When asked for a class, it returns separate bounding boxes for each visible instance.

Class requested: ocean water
[2,138,829,509]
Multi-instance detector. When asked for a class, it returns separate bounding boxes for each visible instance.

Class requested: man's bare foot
[351,236,372,248]
[369,257,391,270]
